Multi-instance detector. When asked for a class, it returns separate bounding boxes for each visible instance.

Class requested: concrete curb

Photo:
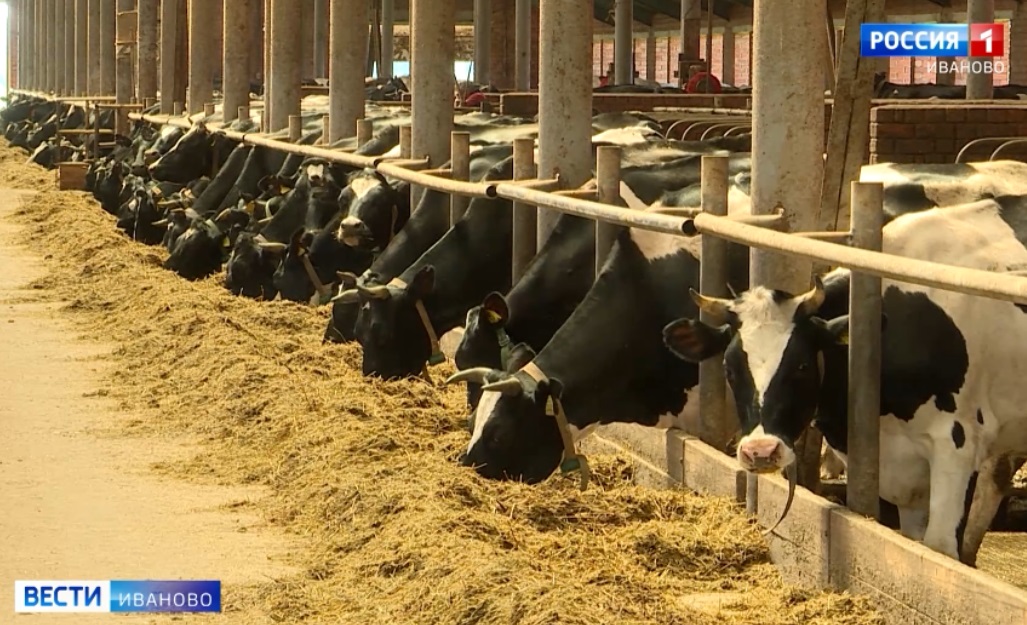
[579,425,1027,625]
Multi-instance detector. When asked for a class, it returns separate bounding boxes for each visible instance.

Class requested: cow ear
[812,316,850,347]
[410,265,434,298]
[504,342,536,373]
[481,292,509,326]
[289,228,308,253]
[662,318,733,362]
[548,377,565,401]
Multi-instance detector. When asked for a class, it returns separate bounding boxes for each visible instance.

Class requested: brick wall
[592,20,1014,88]
[489,1,540,89]
[870,105,1027,164]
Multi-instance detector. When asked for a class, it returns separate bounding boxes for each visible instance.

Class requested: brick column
[489,0,538,90]
[1011,2,1027,84]
[722,25,734,85]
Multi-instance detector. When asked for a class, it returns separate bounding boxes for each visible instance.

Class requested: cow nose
[739,438,782,469]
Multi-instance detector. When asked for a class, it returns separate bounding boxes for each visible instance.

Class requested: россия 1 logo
[860,22,1004,57]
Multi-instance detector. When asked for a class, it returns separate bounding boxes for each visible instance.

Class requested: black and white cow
[662,196,1027,564]
[445,205,751,483]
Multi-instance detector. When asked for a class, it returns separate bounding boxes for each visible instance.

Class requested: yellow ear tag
[485,310,501,323]
[837,330,848,346]
[152,187,162,198]
[279,185,289,195]
[222,238,231,249]
[243,201,255,215]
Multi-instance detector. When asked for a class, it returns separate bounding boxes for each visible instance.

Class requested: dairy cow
[662,196,1027,564]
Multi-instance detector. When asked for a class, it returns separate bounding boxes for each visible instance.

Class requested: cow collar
[201,218,222,238]
[297,248,333,305]
[387,277,444,366]
[483,309,513,369]
[519,362,591,491]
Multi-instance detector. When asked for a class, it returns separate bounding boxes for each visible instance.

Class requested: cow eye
[797,363,809,372]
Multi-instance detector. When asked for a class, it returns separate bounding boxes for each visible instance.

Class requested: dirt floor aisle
[0,190,296,624]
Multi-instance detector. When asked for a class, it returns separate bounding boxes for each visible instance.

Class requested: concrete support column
[410,0,455,206]
[537,0,593,244]
[381,0,394,78]
[645,25,656,82]
[328,0,367,142]
[263,0,271,127]
[116,0,134,109]
[967,0,995,99]
[269,0,302,131]
[100,0,116,94]
[88,0,101,94]
[188,0,216,113]
[722,24,735,85]
[224,0,253,122]
[614,0,633,85]
[249,0,263,83]
[59,0,71,95]
[34,0,43,90]
[473,0,491,84]
[44,0,54,93]
[313,0,328,79]
[159,0,177,112]
[680,0,701,85]
[514,0,530,89]
[750,0,825,289]
[300,0,315,81]
[936,9,956,86]
[137,0,159,101]
[1010,3,1027,84]
[74,0,87,94]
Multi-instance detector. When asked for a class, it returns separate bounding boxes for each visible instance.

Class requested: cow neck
[520,362,590,491]
[298,247,333,304]
[387,277,444,366]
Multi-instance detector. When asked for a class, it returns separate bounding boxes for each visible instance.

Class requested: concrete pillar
[722,25,735,85]
[269,0,302,131]
[966,0,995,99]
[381,0,393,78]
[614,0,633,85]
[301,0,315,81]
[328,0,367,142]
[313,0,328,78]
[936,9,955,86]
[74,0,87,94]
[88,0,101,94]
[34,0,43,90]
[514,0,530,89]
[410,0,455,206]
[680,0,701,85]
[645,25,656,82]
[44,0,54,93]
[188,0,216,113]
[224,0,253,122]
[61,0,73,95]
[750,0,825,286]
[116,0,134,109]
[138,0,159,100]
[263,0,272,128]
[473,0,491,84]
[1010,3,1027,84]
[537,0,593,244]
[100,0,116,94]
[249,0,263,82]
[159,0,178,113]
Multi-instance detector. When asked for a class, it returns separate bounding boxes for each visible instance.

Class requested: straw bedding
[3,140,883,625]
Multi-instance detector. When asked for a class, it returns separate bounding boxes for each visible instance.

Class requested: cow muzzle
[338,217,371,247]
[737,435,792,473]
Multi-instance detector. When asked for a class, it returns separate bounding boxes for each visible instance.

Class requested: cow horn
[357,285,391,300]
[257,241,287,252]
[214,208,232,222]
[689,288,732,319]
[336,271,358,287]
[151,218,169,227]
[330,289,360,304]
[444,368,494,386]
[481,377,525,396]
[795,275,826,317]
[256,216,273,225]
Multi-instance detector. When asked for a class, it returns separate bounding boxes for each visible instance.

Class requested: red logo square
[970,23,1004,57]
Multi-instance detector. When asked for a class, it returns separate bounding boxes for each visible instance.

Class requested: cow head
[272,228,325,303]
[445,347,571,483]
[336,170,407,251]
[662,277,848,474]
[155,208,192,252]
[323,271,362,342]
[226,233,285,300]
[343,265,436,378]
[454,292,511,409]
[165,208,251,281]
[148,122,212,183]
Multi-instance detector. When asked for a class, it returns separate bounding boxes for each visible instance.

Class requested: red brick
[944,108,966,122]
[934,139,955,153]
[933,124,955,138]
[915,124,939,138]
[966,109,990,122]
[877,123,915,138]
[875,138,895,153]
[923,108,947,123]
[956,124,980,139]
[988,109,1010,122]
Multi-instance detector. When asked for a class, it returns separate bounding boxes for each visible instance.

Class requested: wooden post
[818,0,885,233]
[356,118,373,146]
[595,146,620,276]
[699,155,732,448]
[399,125,411,158]
[450,132,471,225]
[289,114,302,142]
[511,137,537,284]
[847,181,883,520]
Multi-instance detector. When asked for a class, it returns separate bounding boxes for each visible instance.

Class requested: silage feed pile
[4,143,883,625]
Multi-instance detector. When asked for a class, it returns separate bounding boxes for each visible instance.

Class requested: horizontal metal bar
[687,212,1027,305]
[377,162,492,198]
[553,189,597,200]
[494,183,689,236]
[795,231,852,243]
[485,178,561,197]
[648,206,701,217]
[373,157,431,170]
[420,167,453,177]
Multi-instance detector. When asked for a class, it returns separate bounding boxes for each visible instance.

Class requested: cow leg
[897,507,929,541]
[922,424,978,559]
[960,454,1019,567]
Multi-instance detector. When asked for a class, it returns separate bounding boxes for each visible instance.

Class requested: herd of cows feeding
[6,88,1027,575]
